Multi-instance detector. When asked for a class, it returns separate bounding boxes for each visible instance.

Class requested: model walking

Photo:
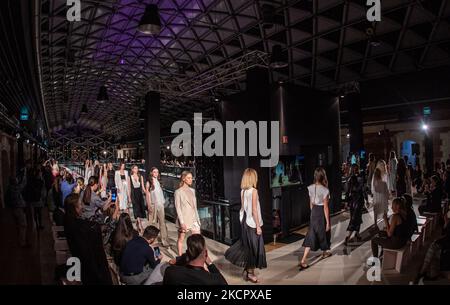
[115,162,130,212]
[299,167,332,270]
[174,171,201,256]
[345,164,364,245]
[225,168,267,283]
[129,165,147,233]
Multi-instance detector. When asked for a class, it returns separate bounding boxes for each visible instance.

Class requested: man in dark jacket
[163,234,227,285]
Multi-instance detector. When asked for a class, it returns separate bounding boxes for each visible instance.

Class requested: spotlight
[120,58,125,65]
[16,133,21,139]
[261,3,276,29]
[179,143,183,149]
[270,45,288,69]
[138,4,161,35]
[213,97,220,102]
[422,123,428,131]
[346,133,350,139]
[97,86,109,104]
[340,95,345,99]
[26,139,30,144]
[103,150,107,155]
[166,146,170,150]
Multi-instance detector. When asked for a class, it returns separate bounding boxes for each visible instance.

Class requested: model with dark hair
[345,164,364,245]
[115,162,130,212]
[129,165,147,233]
[299,167,332,270]
[145,167,170,247]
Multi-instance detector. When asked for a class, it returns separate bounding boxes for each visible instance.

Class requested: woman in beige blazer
[175,171,201,256]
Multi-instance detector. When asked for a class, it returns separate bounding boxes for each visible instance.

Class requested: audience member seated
[371,197,410,258]
[63,193,113,285]
[163,234,228,285]
[110,213,137,266]
[403,194,418,237]
[415,210,450,283]
[419,175,443,215]
[119,226,163,285]
[81,176,113,220]
[61,173,77,204]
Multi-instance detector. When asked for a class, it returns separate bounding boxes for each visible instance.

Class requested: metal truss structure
[33,0,450,139]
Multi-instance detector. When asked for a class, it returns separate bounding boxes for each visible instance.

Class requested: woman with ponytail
[81,176,113,220]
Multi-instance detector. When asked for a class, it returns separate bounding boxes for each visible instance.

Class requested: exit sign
[423,106,431,116]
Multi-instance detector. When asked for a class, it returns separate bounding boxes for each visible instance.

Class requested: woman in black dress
[396,158,408,196]
[345,164,364,245]
[128,165,147,232]
[225,168,267,283]
[106,162,115,191]
[299,167,332,270]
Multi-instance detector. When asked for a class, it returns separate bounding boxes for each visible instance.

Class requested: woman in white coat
[115,162,130,212]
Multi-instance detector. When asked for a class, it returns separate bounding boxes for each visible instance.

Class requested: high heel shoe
[243,270,258,283]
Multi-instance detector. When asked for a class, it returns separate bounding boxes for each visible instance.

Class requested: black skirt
[224,212,267,270]
[346,195,364,232]
[131,184,146,219]
[302,205,331,251]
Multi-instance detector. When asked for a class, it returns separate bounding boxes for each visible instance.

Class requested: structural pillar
[346,92,364,164]
[424,132,433,175]
[144,91,161,175]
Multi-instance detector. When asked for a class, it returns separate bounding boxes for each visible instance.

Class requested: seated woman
[415,211,450,283]
[64,193,113,285]
[371,197,410,258]
[419,175,443,215]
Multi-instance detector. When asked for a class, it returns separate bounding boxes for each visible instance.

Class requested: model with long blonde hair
[299,167,332,270]
[225,168,267,283]
[174,170,201,255]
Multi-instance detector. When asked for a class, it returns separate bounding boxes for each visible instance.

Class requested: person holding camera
[120,225,163,285]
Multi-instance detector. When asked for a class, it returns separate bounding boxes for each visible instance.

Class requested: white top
[307,184,329,206]
[131,175,141,188]
[150,178,165,206]
[239,187,263,228]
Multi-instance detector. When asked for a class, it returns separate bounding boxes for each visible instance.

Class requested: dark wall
[220,67,273,242]
[270,83,342,215]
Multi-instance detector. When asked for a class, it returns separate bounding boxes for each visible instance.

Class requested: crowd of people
[6,151,449,285]
[342,152,450,280]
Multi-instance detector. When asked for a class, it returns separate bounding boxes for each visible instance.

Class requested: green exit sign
[423,106,431,116]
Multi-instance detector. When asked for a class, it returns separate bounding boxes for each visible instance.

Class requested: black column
[424,132,433,175]
[144,92,161,175]
[17,138,24,173]
[346,93,364,156]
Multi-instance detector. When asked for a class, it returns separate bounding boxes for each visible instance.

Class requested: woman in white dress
[372,167,390,230]
[115,162,130,212]
[372,160,390,193]
[388,151,398,195]
[84,159,93,183]
[174,171,201,256]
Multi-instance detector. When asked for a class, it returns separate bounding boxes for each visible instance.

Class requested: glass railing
[162,187,240,245]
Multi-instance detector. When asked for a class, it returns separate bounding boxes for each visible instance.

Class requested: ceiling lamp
[138,4,161,35]
[261,3,275,29]
[97,85,109,104]
[81,103,88,115]
[270,45,288,69]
